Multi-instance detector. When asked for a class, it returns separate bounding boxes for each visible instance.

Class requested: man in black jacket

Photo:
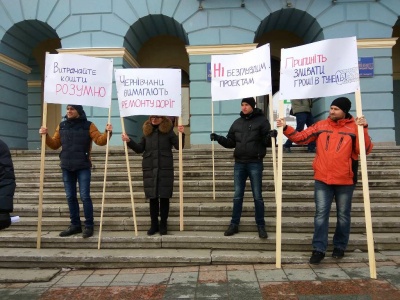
[0,139,16,230]
[210,97,275,238]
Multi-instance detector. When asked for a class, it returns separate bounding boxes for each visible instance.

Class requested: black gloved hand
[268,129,278,138]
[210,133,220,141]
[0,212,11,230]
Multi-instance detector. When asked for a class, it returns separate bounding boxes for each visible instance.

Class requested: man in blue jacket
[210,97,275,238]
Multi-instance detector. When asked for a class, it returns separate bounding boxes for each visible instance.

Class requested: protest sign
[280,36,359,99]
[115,68,182,117]
[272,92,294,143]
[211,44,272,101]
[44,53,113,108]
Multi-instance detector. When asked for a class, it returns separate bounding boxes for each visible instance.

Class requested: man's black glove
[210,133,220,141]
[0,212,11,230]
[268,129,278,138]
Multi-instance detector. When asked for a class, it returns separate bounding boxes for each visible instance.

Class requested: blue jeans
[312,180,355,253]
[231,162,265,226]
[62,168,93,228]
[284,112,316,151]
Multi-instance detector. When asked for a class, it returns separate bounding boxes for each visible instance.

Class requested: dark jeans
[62,168,93,228]
[284,112,316,151]
[312,180,355,253]
[231,162,265,226]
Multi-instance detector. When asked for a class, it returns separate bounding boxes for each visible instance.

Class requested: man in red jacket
[277,97,373,264]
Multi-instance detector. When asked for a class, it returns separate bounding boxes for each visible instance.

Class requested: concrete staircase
[0,146,399,268]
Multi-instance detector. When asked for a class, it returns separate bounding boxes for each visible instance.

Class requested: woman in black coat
[0,139,16,230]
[122,116,185,235]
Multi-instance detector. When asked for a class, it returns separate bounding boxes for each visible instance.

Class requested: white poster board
[44,53,113,108]
[115,68,182,117]
[211,44,272,101]
[280,36,359,100]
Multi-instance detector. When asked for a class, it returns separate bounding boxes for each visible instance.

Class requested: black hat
[67,104,84,116]
[331,97,351,114]
[241,97,256,109]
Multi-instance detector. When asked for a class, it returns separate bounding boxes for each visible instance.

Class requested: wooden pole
[211,100,216,200]
[178,117,184,231]
[275,100,284,268]
[355,89,376,279]
[268,93,277,196]
[120,117,138,237]
[37,102,48,249]
[97,107,112,249]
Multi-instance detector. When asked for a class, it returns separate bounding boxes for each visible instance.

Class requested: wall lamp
[198,0,203,11]
[241,0,245,8]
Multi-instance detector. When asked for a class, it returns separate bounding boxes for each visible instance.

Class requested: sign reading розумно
[44,53,113,108]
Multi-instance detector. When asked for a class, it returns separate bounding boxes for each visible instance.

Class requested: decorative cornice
[57,47,140,67]
[357,38,398,49]
[0,53,31,74]
[186,38,398,56]
[27,80,42,88]
[186,44,257,55]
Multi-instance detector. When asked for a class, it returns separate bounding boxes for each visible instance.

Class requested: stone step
[11,202,400,218]
[13,190,400,204]
[13,169,400,181]
[5,146,400,268]
[6,216,400,233]
[0,231,398,252]
[0,245,390,269]
[13,178,400,189]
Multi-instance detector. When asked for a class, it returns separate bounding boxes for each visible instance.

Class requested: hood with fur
[143,117,173,136]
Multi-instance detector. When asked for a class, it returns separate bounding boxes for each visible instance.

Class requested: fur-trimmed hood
[143,117,173,136]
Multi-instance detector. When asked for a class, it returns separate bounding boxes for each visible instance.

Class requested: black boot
[159,198,170,235]
[147,198,159,236]
[224,224,239,236]
[0,212,11,230]
[257,225,268,239]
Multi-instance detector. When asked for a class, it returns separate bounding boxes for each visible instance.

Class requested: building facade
[0,0,399,149]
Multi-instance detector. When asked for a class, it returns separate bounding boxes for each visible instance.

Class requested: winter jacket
[291,99,313,114]
[216,108,271,163]
[0,139,15,212]
[127,117,185,199]
[45,112,110,171]
[283,115,373,185]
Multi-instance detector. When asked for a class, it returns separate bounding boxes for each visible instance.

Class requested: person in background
[39,105,112,238]
[284,98,316,153]
[0,139,16,230]
[210,97,276,239]
[122,116,185,236]
[277,97,373,264]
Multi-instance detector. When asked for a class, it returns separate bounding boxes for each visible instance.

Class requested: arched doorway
[0,20,60,149]
[254,8,323,118]
[123,15,190,145]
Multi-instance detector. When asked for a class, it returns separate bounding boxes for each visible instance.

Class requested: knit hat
[330,97,351,114]
[67,104,84,116]
[241,97,256,109]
